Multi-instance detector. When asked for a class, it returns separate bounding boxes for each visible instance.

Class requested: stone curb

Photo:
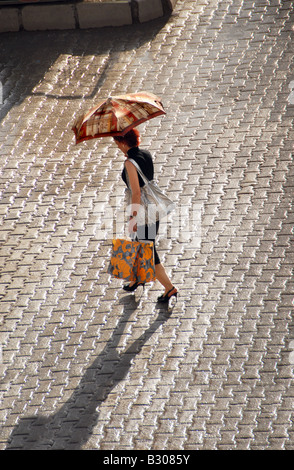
[0,0,178,33]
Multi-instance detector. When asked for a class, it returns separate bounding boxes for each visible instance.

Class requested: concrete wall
[0,0,178,33]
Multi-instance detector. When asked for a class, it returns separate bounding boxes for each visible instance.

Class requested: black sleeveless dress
[122,146,160,265]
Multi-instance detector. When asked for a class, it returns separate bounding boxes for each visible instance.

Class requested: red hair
[114,128,140,148]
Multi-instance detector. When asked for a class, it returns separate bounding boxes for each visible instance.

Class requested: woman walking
[114,128,177,304]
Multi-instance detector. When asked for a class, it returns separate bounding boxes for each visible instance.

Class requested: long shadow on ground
[6,295,170,449]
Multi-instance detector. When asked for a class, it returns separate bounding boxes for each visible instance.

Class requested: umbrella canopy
[72,91,166,144]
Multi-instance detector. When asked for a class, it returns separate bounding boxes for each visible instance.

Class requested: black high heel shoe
[157,286,178,304]
[123,282,145,292]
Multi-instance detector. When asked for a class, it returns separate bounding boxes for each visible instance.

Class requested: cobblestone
[0,0,294,451]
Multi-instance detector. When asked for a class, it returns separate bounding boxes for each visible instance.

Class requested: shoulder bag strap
[127,158,149,185]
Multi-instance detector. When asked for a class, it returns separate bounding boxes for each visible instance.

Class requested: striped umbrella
[72,91,166,144]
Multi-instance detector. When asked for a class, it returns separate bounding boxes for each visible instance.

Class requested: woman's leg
[129,222,176,296]
[149,223,175,295]
[155,263,174,295]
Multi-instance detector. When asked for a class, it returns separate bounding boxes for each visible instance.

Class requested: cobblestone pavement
[0,0,294,451]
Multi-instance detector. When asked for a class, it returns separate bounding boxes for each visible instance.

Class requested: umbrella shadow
[5,295,170,450]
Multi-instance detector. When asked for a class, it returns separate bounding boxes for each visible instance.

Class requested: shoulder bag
[126,158,175,224]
